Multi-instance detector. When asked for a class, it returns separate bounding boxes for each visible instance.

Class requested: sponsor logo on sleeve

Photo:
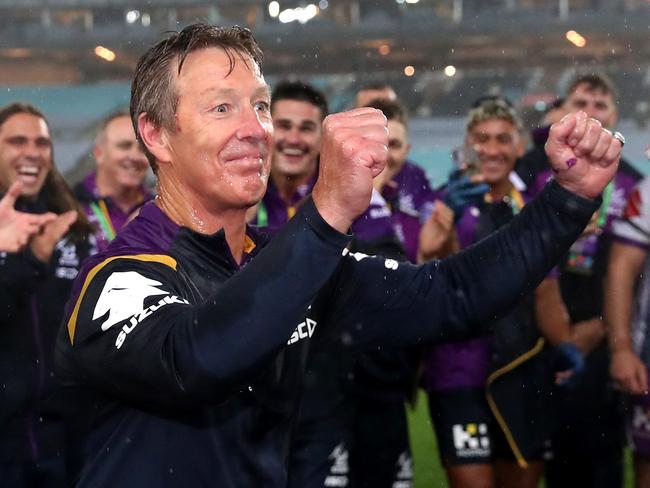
[92,271,189,349]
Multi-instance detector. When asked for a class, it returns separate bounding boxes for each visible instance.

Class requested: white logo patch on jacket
[93,271,170,331]
[92,271,189,349]
[287,318,317,345]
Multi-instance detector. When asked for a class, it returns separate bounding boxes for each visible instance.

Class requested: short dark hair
[0,102,46,129]
[0,102,93,241]
[362,98,408,127]
[566,73,618,102]
[130,23,264,172]
[271,81,329,120]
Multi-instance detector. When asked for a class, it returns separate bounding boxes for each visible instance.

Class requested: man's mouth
[119,160,147,175]
[15,164,41,184]
[280,147,305,157]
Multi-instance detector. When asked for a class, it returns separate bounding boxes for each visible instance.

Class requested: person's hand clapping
[312,108,388,233]
[0,181,57,253]
[545,111,622,199]
[30,210,77,263]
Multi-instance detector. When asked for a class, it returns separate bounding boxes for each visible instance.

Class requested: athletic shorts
[428,387,494,465]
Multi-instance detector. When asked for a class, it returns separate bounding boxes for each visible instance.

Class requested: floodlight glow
[404,65,415,76]
[279,4,318,24]
[94,46,116,62]
[142,13,151,26]
[405,0,420,4]
[444,65,456,77]
[566,30,586,47]
[379,44,390,56]
[318,0,328,9]
[126,10,140,24]
[269,1,280,18]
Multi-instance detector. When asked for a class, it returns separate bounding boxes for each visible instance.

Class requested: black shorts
[428,387,551,466]
[428,387,494,465]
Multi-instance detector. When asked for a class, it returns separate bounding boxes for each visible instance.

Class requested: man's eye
[255,101,270,112]
[213,104,229,114]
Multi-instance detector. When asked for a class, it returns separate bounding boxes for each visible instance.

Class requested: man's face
[95,115,148,191]
[0,112,52,197]
[355,88,397,108]
[387,119,410,172]
[468,118,522,186]
[271,99,322,180]
[162,47,272,212]
[565,83,617,128]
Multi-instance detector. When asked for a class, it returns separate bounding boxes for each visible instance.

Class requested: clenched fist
[312,108,388,233]
[545,111,622,199]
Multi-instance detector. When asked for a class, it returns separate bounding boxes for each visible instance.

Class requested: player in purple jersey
[252,80,405,488]
[606,177,650,488]
[529,74,643,488]
[422,98,583,488]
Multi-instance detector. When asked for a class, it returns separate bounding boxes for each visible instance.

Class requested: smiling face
[565,83,617,128]
[468,118,523,186]
[95,115,149,194]
[271,99,322,181]
[0,112,52,197]
[158,47,273,213]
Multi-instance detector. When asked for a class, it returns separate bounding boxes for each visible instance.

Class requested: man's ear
[92,142,104,167]
[138,113,173,165]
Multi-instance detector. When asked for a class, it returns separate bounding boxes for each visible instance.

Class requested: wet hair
[566,73,618,102]
[130,23,264,173]
[271,81,329,120]
[0,102,94,243]
[362,98,408,127]
[466,98,523,132]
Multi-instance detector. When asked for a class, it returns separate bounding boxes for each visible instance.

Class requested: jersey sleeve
[327,180,600,347]
[57,197,351,409]
[612,176,650,250]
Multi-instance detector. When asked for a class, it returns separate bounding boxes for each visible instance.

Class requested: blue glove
[443,170,490,221]
[555,341,585,387]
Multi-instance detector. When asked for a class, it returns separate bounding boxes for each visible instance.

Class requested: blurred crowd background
[1,0,649,184]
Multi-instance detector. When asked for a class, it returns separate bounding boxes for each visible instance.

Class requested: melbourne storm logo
[93,271,189,349]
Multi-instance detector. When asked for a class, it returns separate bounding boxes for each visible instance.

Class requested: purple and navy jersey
[74,172,153,252]
[351,189,400,243]
[55,182,597,486]
[612,177,650,365]
[384,161,441,263]
[423,187,545,392]
[250,175,316,237]
[531,159,641,321]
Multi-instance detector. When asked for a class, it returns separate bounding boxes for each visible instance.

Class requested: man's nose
[236,106,268,141]
[24,141,41,160]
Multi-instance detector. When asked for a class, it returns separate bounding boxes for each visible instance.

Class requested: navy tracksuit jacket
[56,181,598,486]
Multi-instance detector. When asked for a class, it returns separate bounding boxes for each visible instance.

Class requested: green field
[406,391,634,488]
